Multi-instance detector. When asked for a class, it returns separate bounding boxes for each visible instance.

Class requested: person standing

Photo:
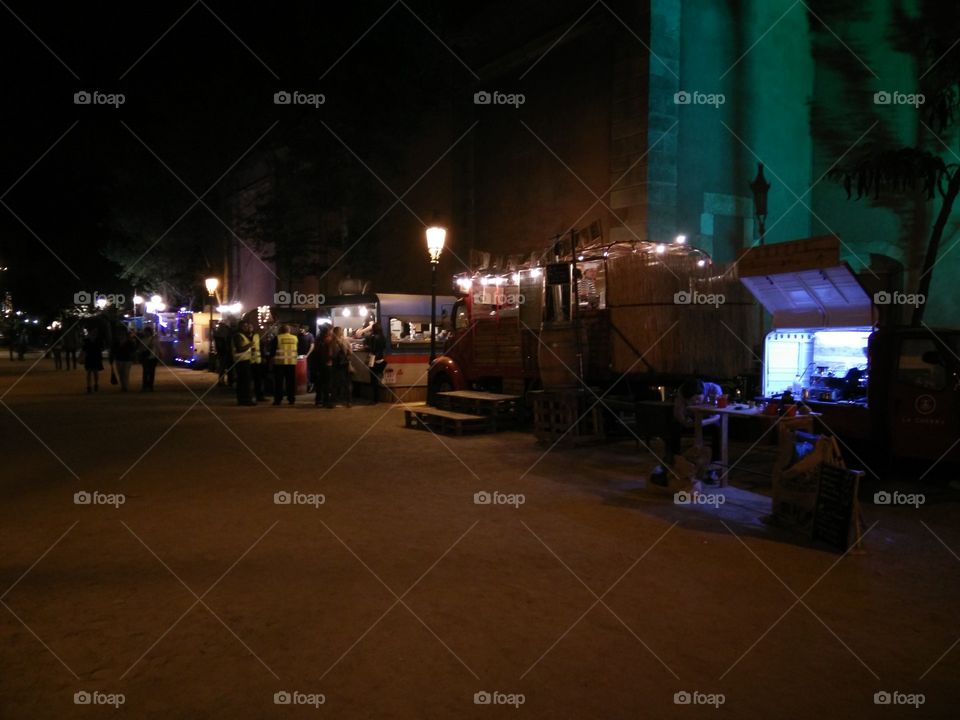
[82,328,104,393]
[250,323,266,402]
[364,322,387,404]
[298,324,316,392]
[62,325,78,370]
[49,329,63,369]
[214,319,233,386]
[315,326,334,408]
[273,324,298,406]
[233,321,255,405]
[139,326,158,391]
[114,329,136,392]
[332,326,352,407]
[15,326,28,360]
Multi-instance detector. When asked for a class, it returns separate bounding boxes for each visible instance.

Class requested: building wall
[677,0,815,262]
[469,24,616,260]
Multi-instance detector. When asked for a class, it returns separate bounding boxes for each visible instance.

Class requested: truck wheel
[432,374,453,394]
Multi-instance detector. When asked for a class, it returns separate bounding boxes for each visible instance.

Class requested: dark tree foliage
[827,0,960,325]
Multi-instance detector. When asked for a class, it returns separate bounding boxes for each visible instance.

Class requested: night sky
[0,0,552,313]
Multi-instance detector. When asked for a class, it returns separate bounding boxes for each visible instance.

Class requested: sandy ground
[0,356,958,719]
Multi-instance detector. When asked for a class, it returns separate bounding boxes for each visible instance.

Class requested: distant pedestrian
[364,322,387,404]
[15,327,28,360]
[82,328,104,393]
[214,320,234,386]
[49,331,63,369]
[139,326,158,391]
[114,330,136,392]
[62,325,79,370]
[272,324,298,405]
[250,323,266,402]
[332,326,352,407]
[298,324,315,392]
[233,321,256,405]
[315,326,334,408]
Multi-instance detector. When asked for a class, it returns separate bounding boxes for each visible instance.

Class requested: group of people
[46,323,159,394]
[5,324,34,361]
[225,320,388,408]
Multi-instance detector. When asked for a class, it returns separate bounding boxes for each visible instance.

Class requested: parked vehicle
[317,293,455,402]
[429,238,756,398]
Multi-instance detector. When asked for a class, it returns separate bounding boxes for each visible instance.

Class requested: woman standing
[113,330,136,392]
[364,322,387,404]
[139,326,158,391]
[82,328,104,393]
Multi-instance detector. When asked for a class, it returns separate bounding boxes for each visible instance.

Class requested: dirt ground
[1,357,958,719]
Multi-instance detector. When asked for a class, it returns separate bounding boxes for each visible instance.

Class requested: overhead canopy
[741,266,875,328]
[738,237,876,328]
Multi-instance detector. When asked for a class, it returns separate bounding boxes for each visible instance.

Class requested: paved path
[0,360,957,718]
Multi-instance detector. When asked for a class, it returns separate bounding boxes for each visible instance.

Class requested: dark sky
[0,0,605,314]
[0,2,459,312]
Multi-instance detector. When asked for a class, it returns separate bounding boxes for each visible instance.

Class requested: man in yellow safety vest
[273,324,298,405]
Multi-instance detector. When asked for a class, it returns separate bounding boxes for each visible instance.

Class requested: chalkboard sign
[812,464,860,552]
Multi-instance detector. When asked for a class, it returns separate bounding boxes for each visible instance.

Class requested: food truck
[172,309,221,368]
[429,238,757,397]
[738,235,960,465]
[316,293,455,402]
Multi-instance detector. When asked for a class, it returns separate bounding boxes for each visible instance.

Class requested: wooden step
[402,405,490,435]
[436,391,521,402]
[433,390,523,431]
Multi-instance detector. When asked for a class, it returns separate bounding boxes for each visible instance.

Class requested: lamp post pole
[430,260,438,362]
[205,278,219,371]
[750,163,770,247]
[426,226,446,364]
[749,163,771,394]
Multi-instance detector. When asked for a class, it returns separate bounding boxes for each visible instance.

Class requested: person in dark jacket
[114,330,137,392]
[82,328,104,393]
[364,322,387,404]
[139,326,158,391]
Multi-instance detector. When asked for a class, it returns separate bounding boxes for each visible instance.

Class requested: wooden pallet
[529,389,604,445]
[403,406,490,435]
[434,390,521,430]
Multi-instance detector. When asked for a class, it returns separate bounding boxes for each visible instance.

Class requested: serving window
[389,316,431,345]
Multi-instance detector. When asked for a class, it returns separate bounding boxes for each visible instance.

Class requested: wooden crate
[530,390,604,445]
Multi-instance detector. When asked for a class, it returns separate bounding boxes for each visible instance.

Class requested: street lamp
[750,163,771,246]
[426,225,446,363]
[749,163,771,366]
[205,277,220,371]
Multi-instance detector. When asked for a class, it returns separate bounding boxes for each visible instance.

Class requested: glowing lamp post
[426,225,446,363]
[750,163,771,354]
[205,277,220,370]
[750,163,771,246]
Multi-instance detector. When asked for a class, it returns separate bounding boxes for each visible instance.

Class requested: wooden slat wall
[605,255,757,378]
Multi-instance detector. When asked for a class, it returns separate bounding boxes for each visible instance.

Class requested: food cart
[172,309,221,368]
[318,293,455,402]
[738,236,875,436]
[739,236,960,465]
